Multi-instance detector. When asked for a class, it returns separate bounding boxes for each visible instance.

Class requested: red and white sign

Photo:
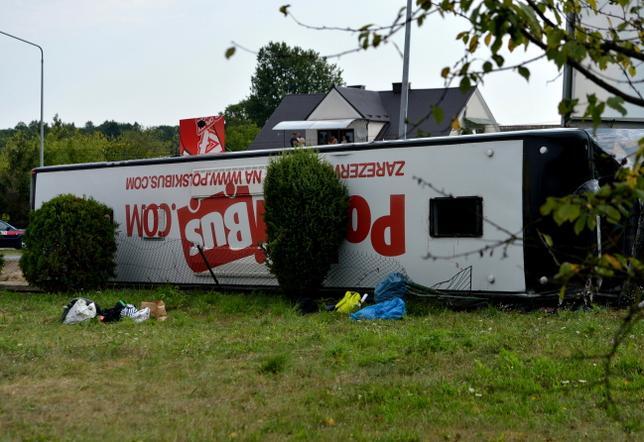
[179,115,226,155]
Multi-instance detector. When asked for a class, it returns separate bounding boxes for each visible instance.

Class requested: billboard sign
[179,115,226,155]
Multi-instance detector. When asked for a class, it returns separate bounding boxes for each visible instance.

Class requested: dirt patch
[0,261,27,284]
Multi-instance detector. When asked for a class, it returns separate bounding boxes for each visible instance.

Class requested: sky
[0,0,564,129]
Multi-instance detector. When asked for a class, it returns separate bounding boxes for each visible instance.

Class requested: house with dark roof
[248,83,498,150]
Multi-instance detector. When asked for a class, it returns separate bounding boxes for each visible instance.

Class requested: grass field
[0,288,641,441]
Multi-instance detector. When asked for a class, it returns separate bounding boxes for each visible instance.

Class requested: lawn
[0,288,641,441]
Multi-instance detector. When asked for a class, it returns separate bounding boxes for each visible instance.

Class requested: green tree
[0,130,38,227]
[0,116,179,226]
[224,100,254,126]
[263,148,348,296]
[225,122,260,152]
[20,194,117,292]
[223,100,260,151]
[44,115,108,165]
[103,129,173,161]
[244,42,344,127]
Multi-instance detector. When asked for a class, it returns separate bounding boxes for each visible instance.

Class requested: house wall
[463,89,499,133]
[367,122,386,141]
[307,89,362,120]
[349,120,368,142]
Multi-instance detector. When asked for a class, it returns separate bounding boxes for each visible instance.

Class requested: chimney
[392,82,411,94]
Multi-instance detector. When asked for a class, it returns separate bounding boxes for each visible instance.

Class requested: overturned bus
[31,129,626,298]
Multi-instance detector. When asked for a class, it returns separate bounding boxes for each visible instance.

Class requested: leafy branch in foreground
[541,139,644,303]
[276,1,642,125]
[540,138,643,426]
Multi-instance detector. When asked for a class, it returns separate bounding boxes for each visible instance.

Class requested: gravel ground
[0,260,27,284]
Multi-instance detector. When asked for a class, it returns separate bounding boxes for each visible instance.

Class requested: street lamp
[0,29,44,167]
[397,0,412,140]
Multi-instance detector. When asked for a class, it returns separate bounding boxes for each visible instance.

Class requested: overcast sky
[0,0,564,129]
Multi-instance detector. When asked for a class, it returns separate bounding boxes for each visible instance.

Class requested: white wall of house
[307,89,362,120]
[462,89,499,133]
[349,120,368,142]
[367,122,386,141]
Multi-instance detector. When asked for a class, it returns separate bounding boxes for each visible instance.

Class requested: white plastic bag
[62,298,98,324]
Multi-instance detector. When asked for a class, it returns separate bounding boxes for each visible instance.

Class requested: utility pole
[398,0,413,139]
[561,14,575,127]
[0,30,44,167]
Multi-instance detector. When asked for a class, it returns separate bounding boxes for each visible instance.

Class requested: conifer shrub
[20,194,117,292]
[263,148,348,296]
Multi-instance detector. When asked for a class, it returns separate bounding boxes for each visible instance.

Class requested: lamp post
[398,0,412,140]
[0,29,44,167]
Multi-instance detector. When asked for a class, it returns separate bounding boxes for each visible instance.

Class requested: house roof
[379,87,475,139]
[249,93,325,151]
[333,87,389,122]
[248,86,477,150]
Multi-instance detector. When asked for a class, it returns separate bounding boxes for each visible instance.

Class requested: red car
[0,220,25,249]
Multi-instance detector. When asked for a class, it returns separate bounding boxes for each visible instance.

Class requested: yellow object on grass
[335,291,362,313]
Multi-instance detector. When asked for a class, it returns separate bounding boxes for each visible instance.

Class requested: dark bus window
[430,196,483,237]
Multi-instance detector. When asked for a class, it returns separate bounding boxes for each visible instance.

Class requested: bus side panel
[34,139,526,292]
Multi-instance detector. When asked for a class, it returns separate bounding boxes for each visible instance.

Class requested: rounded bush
[263,148,348,296]
[20,194,117,292]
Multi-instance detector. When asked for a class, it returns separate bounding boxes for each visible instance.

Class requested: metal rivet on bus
[539,276,548,285]
[486,149,494,158]
[539,146,548,154]
[487,274,495,283]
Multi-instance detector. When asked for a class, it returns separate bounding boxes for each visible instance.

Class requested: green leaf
[554,203,580,225]
[594,266,614,278]
[491,54,504,67]
[558,98,578,119]
[517,66,530,81]
[540,197,558,216]
[559,285,567,302]
[557,262,580,278]
[468,35,479,53]
[417,1,432,11]
[224,46,236,59]
[279,4,291,16]
[599,204,621,222]
[459,76,472,91]
[606,96,627,116]
[574,214,586,235]
[432,105,445,123]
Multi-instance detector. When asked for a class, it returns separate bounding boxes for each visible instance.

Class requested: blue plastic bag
[374,272,408,303]
[351,297,405,320]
